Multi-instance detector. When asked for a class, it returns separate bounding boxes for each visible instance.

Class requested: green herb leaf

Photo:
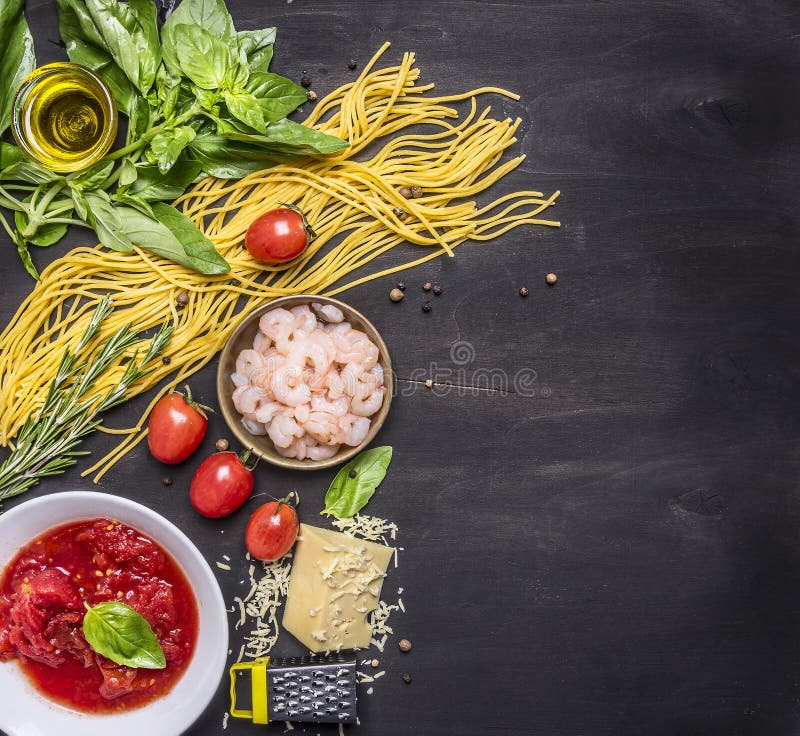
[117,159,138,187]
[321,446,393,519]
[14,211,69,247]
[0,142,26,169]
[0,158,61,185]
[130,159,202,201]
[83,601,166,669]
[148,125,196,173]
[12,232,39,280]
[111,191,154,218]
[162,0,236,52]
[115,202,229,274]
[0,0,36,135]
[223,90,265,132]
[84,191,134,251]
[167,23,234,90]
[246,119,348,155]
[247,72,307,123]
[67,160,114,190]
[237,27,275,74]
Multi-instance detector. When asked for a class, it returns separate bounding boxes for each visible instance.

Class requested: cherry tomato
[147,387,209,464]
[190,452,254,518]
[244,493,300,561]
[244,206,314,264]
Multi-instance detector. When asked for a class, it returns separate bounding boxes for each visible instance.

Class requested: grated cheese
[222,712,229,730]
[332,514,398,544]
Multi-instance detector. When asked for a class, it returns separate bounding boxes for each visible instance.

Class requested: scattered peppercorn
[546,272,558,285]
[348,59,357,70]
[371,658,380,668]
[519,287,529,297]
[421,301,432,313]
[396,281,406,291]
[392,207,408,222]
[398,186,412,199]
[399,638,412,652]
[176,291,189,306]
[162,476,173,486]
[215,438,229,452]
[402,673,412,684]
[349,469,357,479]
[389,288,404,302]
[410,185,423,199]
[306,90,317,101]
[161,356,171,365]
[422,282,432,292]
[432,284,443,296]
[300,74,312,88]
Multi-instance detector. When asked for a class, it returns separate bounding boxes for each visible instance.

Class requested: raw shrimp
[270,366,311,407]
[255,401,283,424]
[290,305,317,336]
[312,303,345,323]
[286,329,335,375]
[232,384,269,415]
[277,436,311,460]
[235,349,266,380]
[311,395,349,417]
[267,413,303,448]
[242,417,267,435]
[253,331,272,355]
[350,387,385,417]
[294,403,311,423]
[339,414,371,446]
[303,411,341,445]
[325,370,345,399]
[306,443,341,461]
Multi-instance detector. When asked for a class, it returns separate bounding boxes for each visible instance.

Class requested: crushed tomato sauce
[0,518,198,713]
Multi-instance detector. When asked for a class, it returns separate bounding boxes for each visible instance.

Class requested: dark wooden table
[2,1,800,734]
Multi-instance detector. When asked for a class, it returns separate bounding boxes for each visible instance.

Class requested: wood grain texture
[2,1,800,735]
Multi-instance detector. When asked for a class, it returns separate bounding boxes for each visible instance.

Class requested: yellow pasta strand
[0,45,560,481]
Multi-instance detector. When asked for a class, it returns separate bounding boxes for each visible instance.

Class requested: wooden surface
[2,1,800,734]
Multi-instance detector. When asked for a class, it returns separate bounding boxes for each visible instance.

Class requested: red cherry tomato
[147,387,209,464]
[190,452,254,518]
[244,494,299,561]
[244,206,313,264]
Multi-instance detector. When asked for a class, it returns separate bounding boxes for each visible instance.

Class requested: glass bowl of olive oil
[11,62,118,174]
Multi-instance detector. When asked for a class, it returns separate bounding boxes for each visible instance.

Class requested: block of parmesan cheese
[282,524,394,652]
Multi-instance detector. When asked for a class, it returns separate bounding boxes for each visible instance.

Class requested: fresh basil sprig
[321,446,393,519]
[0,0,347,278]
[83,600,167,669]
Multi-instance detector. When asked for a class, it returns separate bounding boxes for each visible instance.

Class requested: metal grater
[229,652,357,725]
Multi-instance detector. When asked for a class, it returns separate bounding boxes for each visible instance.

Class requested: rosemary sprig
[0,297,172,506]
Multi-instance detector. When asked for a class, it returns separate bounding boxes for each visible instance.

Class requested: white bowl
[0,492,228,736]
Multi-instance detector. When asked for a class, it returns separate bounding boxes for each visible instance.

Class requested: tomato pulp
[0,518,198,713]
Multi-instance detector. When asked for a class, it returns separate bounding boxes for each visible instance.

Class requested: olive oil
[12,63,117,173]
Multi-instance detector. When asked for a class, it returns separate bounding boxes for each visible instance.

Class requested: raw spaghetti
[0,44,560,479]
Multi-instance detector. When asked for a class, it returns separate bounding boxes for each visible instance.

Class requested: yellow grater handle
[229,657,270,724]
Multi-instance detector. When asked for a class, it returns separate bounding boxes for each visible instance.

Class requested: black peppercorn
[161,356,171,365]
[300,75,312,88]
[402,673,412,684]
[162,476,173,486]
[519,287,529,297]
[432,284,443,296]
[397,281,406,291]
[349,469,357,478]
[348,59,357,70]
[421,301,432,313]
[231,279,241,287]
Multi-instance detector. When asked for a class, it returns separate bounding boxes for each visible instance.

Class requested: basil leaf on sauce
[83,601,166,669]
[322,446,393,519]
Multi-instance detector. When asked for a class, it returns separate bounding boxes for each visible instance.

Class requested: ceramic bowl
[217,295,392,470]
[0,492,228,736]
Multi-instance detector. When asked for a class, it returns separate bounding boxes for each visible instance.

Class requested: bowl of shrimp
[217,295,393,469]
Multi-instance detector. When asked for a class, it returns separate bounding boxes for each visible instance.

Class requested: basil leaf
[0,159,62,185]
[168,24,233,90]
[125,0,161,92]
[0,0,36,136]
[117,159,138,187]
[84,191,134,251]
[223,90,265,132]
[83,601,166,670]
[189,134,293,178]
[14,211,69,247]
[163,0,235,46]
[247,72,306,123]
[248,119,348,155]
[130,158,202,201]
[116,202,229,274]
[111,190,154,218]
[67,160,114,190]
[237,27,275,74]
[321,446,393,519]
[70,186,89,220]
[0,142,26,170]
[148,125,196,173]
